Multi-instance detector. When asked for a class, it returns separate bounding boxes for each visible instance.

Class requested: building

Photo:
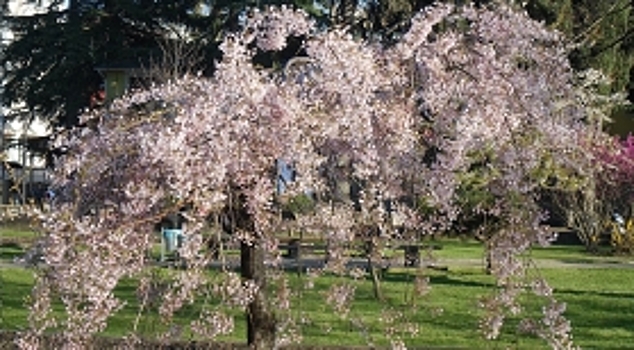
[1,1,60,205]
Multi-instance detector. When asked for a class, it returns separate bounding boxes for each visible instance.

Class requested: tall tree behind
[313,0,435,42]
[525,0,633,98]
[4,0,157,127]
[1,0,321,129]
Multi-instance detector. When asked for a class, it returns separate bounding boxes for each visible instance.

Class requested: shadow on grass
[0,243,25,261]
[559,289,634,300]
[554,258,604,265]
[0,277,32,330]
[0,331,468,349]
[548,255,632,266]
[382,270,495,290]
[559,293,634,349]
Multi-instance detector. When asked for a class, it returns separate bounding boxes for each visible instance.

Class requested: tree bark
[368,258,384,301]
[485,239,493,275]
[241,240,276,349]
[363,227,384,301]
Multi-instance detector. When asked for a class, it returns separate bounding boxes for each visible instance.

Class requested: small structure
[161,228,186,262]
[159,212,187,262]
[94,61,148,102]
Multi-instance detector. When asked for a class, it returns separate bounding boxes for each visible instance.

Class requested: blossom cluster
[594,134,634,215]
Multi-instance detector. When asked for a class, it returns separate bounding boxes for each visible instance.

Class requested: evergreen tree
[525,0,633,98]
[1,0,320,129]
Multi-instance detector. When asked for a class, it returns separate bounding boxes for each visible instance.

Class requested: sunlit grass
[2,261,633,349]
[0,220,39,239]
[1,227,634,348]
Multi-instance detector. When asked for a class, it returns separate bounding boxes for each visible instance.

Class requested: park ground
[1,223,634,349]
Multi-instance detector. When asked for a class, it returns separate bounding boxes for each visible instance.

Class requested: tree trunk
[364,232,384,301]
[485,240,493,275]
[368,258,384,301]
[241,241,276,349]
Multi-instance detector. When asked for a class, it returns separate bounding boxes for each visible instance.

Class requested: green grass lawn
[1,226,633,349]
[0,222,40,264]
[430,238,632,265]
[2,262,633,349]
[0,220,39,240]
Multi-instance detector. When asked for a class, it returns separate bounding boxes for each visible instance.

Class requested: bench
[277,237,444,269]
[278,238,327,259]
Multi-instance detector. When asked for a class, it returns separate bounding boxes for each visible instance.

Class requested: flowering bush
[597,134,634,214]
[594,134,634,253]
[20,3,597,349]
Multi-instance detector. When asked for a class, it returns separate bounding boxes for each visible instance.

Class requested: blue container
[162,229,184,252]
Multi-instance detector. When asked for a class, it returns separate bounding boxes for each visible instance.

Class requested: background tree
[6,0,629,133]
[4,0,158,127]
[1,0,322,130]
[542,68,630,252]
[524,0,633,103]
